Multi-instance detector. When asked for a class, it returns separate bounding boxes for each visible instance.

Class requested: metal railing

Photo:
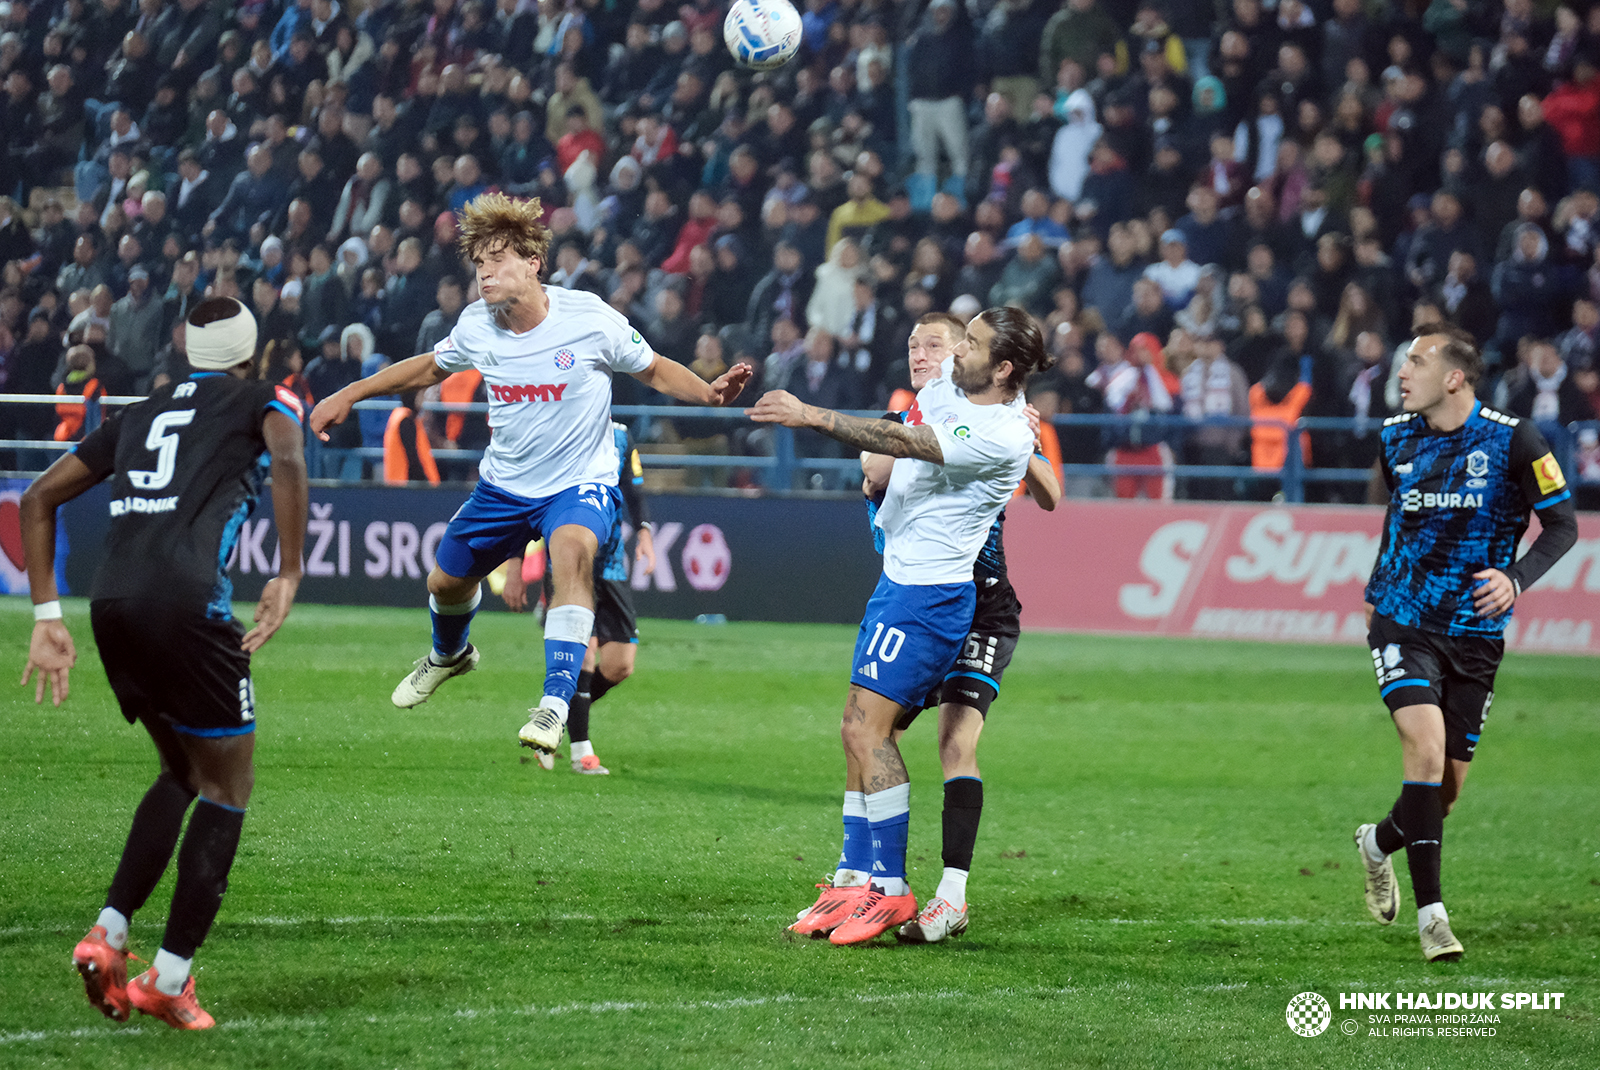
[3,394,1593,504]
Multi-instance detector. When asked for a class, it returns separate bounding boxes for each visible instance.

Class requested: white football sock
[537,695,570,721]
[1418,901,1448,933]
[96,907,128,950]
[570,739,594,760]
[935,867,969,909]
[1361,825,1387,864]
[152,948,192,995]
[873,876,909,896]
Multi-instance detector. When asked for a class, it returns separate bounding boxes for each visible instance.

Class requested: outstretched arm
[747,390,944,463]
[18,453,102,706]
[309,353,452,440]
[632,354,753,405]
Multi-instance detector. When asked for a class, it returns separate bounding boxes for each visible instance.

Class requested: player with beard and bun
[20,297,308,1029]
[310,193,751,761]
[1355,322,1577,961]
[750,306,1049,945]
[861,312,1061,944]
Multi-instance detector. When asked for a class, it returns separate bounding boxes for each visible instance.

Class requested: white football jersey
[873,373,1034,586]
[434,288,656,499]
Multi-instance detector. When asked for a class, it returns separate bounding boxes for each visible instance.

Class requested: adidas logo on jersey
[489,383,568,403]
[858,662,879,680]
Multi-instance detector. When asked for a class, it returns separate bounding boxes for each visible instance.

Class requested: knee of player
[196,772,254,811]
[838,717,874,754]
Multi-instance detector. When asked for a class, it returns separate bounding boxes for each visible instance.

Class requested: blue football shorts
[434,479,621,581]
[849,574,976,710]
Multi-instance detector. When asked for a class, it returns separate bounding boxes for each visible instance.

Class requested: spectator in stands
[1507,338,1592,425]
[1180,329,1250,500]
[1088,330,1176,500]
[107,267,163,391]
[1491,223,1580,369]
[989,233,1058,317]
[1144,229,1202,309]
[906,0,972,208]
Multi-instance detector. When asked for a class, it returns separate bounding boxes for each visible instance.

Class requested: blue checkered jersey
[598,422,648,582]
[1365,403,1574,637]
[864,412,1011,582]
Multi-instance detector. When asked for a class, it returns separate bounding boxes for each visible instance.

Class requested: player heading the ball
[310,193,751,758]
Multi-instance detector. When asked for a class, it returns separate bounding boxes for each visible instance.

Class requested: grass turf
[0,600,1594,1069]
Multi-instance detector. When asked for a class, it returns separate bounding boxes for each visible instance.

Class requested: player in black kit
[20,297,308,1029]
[1354,323,1576,962]
[865,311,1061,944]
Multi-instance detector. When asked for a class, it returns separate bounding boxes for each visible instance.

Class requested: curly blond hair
[456,192,551,271]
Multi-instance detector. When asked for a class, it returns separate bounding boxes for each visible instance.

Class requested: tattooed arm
[747,391,945,463]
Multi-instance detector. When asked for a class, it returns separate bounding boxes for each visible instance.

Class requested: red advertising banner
[1005,500,1600,655]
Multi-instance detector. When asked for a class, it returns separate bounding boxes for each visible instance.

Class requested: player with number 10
[749,306,1048,944]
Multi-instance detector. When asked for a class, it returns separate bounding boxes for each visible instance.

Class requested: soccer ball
[724,0,803,71]
[681,524,732,592]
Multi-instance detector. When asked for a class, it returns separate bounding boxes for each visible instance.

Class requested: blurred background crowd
[0,0,1597,501]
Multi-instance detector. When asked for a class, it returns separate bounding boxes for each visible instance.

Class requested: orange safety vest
[439,368,483,443]
[1014,419,1064,499]
[1248,381,1313,470]
[383,406,440,484]
[54,377,103,442]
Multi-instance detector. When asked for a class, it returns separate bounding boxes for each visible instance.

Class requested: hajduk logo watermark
[554,348,576,370]
[1286,992,1333,1037]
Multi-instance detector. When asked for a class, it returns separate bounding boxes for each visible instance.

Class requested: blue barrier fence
[5,395,1595,504]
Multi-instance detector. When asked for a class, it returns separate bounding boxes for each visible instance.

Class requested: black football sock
[106,773,197,919]
[567,670,594,744]
[162,799,246,959]
[589,670,621,704]
[1394,781,1444,908]
[1373,811,1405,856]
[941,777,984,872]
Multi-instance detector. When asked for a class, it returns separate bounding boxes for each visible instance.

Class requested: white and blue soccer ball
[724,0,803,71]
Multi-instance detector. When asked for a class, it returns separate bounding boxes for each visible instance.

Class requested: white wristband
[33,601,63,622]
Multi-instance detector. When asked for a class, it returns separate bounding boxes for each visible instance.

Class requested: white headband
[186,299,258,369]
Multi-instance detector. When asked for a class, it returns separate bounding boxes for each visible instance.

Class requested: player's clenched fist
[746,390,808,427]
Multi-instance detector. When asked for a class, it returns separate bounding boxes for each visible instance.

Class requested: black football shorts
[91,599,256,737]
[1368,613,1502,762]
[895,575,1021,731]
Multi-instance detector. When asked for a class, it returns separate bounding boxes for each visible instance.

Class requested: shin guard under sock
[1393,781,1444,909]
[106,773,197,919]
[941,777,984,873]
[162,799,246,959]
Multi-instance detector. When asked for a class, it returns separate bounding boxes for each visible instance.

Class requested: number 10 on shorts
[864,623,906,663]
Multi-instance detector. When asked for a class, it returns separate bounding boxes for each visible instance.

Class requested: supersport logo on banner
[1005,500,1600,654]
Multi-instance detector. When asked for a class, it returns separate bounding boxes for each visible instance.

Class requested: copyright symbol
[1341,1019,1359,1036]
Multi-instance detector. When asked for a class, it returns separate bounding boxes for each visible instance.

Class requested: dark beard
[950,358,990,393]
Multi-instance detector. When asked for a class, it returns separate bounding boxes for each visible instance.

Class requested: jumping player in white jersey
[749,306,1048,945]
[310,194,750,756]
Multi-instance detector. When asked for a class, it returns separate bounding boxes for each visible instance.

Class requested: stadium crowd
[0,0,1598,499]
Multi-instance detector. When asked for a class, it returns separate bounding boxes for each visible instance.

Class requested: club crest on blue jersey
[555,348,576,370]
[1467,450,1489,478]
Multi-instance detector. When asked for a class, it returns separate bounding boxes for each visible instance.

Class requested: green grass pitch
[0,600,1594,1069]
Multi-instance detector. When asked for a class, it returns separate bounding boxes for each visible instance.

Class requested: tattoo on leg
[844,691,869,725]
[867,738,908,793]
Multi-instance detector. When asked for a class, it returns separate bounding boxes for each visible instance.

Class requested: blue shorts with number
[434,479,621,581]
[849,575,976,709]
